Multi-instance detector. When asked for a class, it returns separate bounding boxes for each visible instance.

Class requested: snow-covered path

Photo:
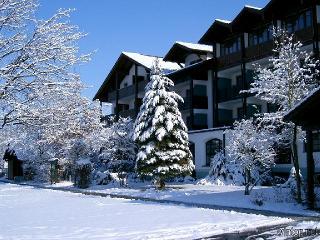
[0,183,292,240]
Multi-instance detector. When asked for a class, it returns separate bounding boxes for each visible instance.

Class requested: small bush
[74,159,92,189]
[23,165,36,181]
[94,170,128,187]
[250,192,266,206]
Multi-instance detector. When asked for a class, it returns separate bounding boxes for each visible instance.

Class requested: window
[221,37,241,56]
[248,24,272,47]
[237,107,244,120]
[304,131,320,152]
[274,145,291,164]
[206,139,222,166]
[193,85,207,97]
[285,10,312,33]
[237,104,261,119]
[306,10,312,27]
[194,113,207,128]
[236,75,242,88]
[132,76,145,84]
[267,103,279,113]
[189,142,195,164]
[247,104,262,118]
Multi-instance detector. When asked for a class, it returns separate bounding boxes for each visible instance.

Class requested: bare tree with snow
[0,0,90,129]
[0,0,104,182]
[227,119,276,195]
[133,59,194,189]
[247,28,319,202]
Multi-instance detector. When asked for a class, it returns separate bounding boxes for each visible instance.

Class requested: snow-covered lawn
[0,183,292,240]
[80,183,319,217]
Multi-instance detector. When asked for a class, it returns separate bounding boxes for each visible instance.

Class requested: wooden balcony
[119,85,134,99]
[108,91,116,101]
[107,80,148,102]
[217,52,242,69]
[295,26,314,45]
[218,85,243,103]
[119,109,136,119]
[246,40,273,62]
[138,80,148,92]
[179,96,208,111]
[217,109,234,127]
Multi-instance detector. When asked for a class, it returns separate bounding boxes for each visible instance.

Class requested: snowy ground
[0,183,293,240]
[78,182,320,217]
[249,220,320,239]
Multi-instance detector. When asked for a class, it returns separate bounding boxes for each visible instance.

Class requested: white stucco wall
[119,65,147,89]
[188,127,320,179]
[189,128,226,178]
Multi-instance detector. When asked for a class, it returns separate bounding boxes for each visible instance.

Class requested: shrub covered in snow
[226,119,276,194]
[94,171,129,187]
[98,117,136,174]
[133,59,194,189]
[198,151,244,186]
[74,159,92,189]
[281,167,305,201]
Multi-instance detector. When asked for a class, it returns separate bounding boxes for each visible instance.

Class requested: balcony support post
[306,128,315,209]
[115,72,120,121]
[312,0,319,58]
[241,34,247,119]
[189,78,194,130]
[134,64,139,117]
[212,64,219,127]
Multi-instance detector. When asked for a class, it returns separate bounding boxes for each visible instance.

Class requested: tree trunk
[157,178,165,190]
[292,125,302,203]
[244,168,251,195]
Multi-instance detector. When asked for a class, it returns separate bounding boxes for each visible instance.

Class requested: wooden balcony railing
[217,52,242,68]
[138,80,148,92]
[107,80,148,102]
[119,109,136,119]
[218,85,243,103]
[246,40,273,62]
[295,26,314,44]
[179,96,208,111]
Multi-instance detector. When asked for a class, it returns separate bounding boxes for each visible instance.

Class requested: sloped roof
[94,52,182,101]
[174,41,213,52]
[199,4,265,44]
[284,87,320,128]
[122,52,182,73]
[163,41,213,63]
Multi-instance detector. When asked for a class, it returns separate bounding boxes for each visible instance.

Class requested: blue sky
[38,0,269,100]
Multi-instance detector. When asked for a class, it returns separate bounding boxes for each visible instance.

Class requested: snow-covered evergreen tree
[247,28,319,201]
[133,59,194,189]
[227,119,275,195]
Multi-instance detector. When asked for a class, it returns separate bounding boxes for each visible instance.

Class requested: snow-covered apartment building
[94,0,320,177]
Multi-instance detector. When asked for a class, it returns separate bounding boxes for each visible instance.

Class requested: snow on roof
[122,52,182,72]
[215,19,231,24]
[244,5,262,10]
[285,87,320,117]
[175,41,213,52]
